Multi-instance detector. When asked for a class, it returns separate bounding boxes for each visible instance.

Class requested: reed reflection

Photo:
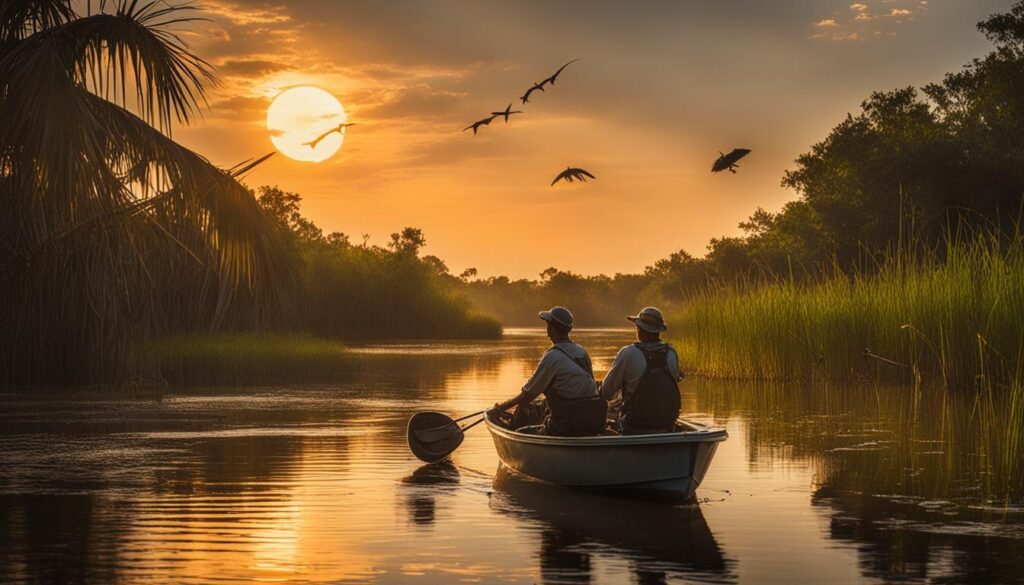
[0,494,128,584]
[813,487,1024,583]
[489,467,735,584]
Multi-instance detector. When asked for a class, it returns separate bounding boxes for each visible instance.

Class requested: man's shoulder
[552,341,589,358]
[614,344,645,361]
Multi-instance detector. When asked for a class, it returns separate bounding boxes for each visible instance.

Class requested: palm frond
[0,0,74,42]
[0,1,292,383]
[4,1,215,130]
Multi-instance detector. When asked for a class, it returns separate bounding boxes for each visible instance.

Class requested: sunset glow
[267,86,348,162]
[175,0,1003,278]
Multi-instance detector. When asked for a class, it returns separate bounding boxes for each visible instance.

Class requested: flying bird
[541,58,581,87]
[305,122,356,148]
[711,148,751,174]
[520,82,546,104]
[491,104,523,123]
[551,167,596,186]
[463,115,496,135]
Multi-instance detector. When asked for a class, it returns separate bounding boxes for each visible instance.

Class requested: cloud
[359,84,467,122]
[201,1,292,25]
[207,95,270,121]
[217,58,292,77]
[811,0,924,42]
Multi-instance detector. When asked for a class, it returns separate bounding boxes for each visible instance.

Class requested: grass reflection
[688,378,1024,503]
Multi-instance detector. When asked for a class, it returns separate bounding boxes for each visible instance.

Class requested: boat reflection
[489,466,736,584]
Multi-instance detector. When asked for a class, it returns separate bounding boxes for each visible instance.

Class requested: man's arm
[600,348,628,401]
[493,352,556,411]
[668,346,683,381]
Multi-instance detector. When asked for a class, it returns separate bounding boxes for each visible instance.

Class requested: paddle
[413,411,486,442]
[407,410,488,463]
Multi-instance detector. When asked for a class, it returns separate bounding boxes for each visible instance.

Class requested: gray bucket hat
[538,306,574,329]
[628,306,667,333]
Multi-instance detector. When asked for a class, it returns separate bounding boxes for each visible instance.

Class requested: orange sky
[173,0,1007,278]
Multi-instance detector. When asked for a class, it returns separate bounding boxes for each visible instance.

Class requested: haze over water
[1,329,1021,584]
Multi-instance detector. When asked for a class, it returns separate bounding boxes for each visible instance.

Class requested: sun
[266,86,348,162]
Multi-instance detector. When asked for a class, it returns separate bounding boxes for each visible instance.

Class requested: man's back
[601,341,681,433]
[601,341,680,403]
[522,341,598,401]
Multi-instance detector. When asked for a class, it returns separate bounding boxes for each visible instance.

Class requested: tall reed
[673,231,1024,500]
[671,230,1024,390]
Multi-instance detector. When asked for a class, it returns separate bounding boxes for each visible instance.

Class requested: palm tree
[0,1,289,384]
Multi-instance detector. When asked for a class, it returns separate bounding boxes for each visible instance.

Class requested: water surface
[1,329,1021,584]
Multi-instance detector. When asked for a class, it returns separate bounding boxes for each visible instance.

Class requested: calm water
[1,329,1022,584]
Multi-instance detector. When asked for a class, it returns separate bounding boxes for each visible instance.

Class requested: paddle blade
[408,412,465,463]
[414,425,462,443]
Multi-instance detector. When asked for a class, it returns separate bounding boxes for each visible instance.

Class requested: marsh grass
[672,231,1024,389]
[675,230,1024,501]
[146,333,357,386]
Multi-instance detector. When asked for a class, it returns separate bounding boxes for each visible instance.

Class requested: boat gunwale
[483,412,728,447]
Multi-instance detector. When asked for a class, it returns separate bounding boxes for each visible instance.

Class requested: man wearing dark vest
[600,306,682,434]
[491,306,607,436]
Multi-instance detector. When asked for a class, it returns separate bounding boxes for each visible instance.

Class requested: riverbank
[146,333,358,385]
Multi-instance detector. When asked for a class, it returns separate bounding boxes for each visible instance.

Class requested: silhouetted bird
[541,58,581,87]
[463,115,496,135]
[520,82,546,104]
[305,122,356,148]
[551,167,596,186]
[711,149,751,174]
[491,104,523,123]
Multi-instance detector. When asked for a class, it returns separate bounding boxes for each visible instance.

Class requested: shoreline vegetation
[146,333,357,386]
[673,232,1024,503]
[671,230,1024,389]
[254,186,503,343]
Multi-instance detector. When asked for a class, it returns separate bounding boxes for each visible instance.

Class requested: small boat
[484,411,727,498]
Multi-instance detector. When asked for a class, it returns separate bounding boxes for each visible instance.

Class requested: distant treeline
[255,187,500,341]
[456,3,1024,325]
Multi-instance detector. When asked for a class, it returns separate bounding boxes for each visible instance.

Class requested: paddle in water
[407,410,487,463]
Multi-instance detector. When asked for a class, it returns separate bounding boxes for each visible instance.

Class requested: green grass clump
[672,231,1024,501]
[146,333,357,386]
[670,231,1024,390]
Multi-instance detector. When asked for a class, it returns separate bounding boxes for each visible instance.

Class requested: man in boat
[600,306,682,434]
[491,306,607,436]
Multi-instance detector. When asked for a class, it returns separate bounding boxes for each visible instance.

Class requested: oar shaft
[458,417,486,434]
[452,410,486,423]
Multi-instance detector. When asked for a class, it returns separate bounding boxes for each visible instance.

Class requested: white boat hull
[484,412,727,498]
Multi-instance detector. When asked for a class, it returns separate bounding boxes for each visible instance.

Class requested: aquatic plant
[671,229,1024,392]
[146,333,356,385]
[673,230,1024,501]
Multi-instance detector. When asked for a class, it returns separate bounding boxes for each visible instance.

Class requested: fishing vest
[621,343,681,433]
[544,345,607,437]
